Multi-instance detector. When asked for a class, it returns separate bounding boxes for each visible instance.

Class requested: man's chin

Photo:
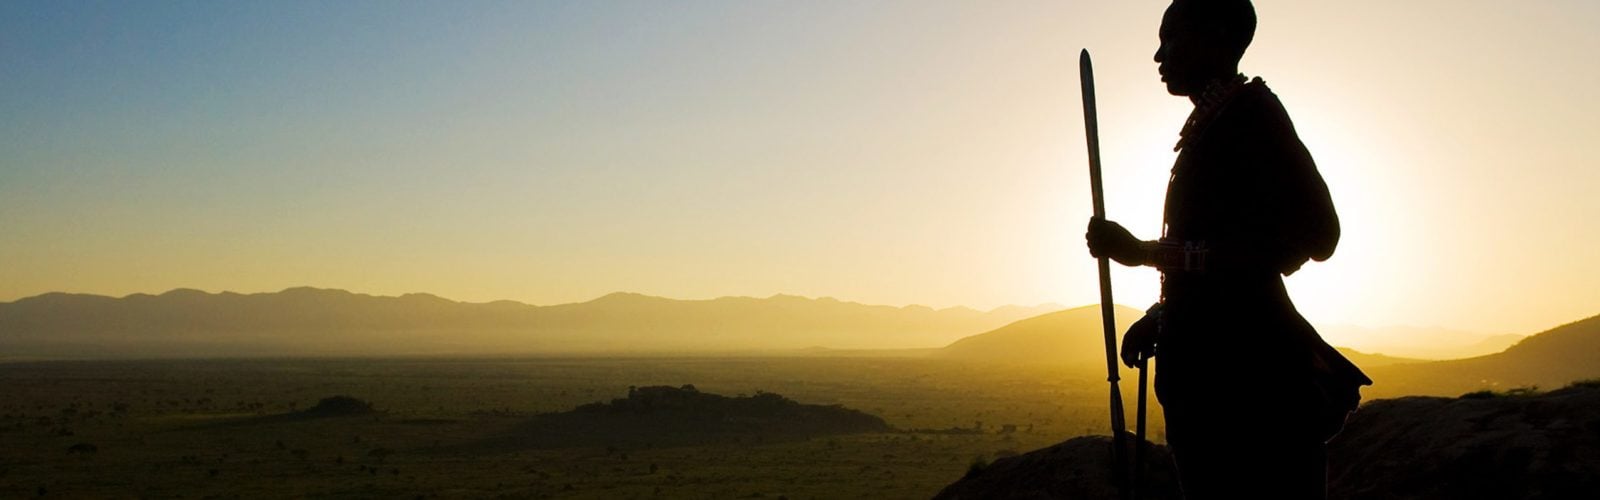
[1164,81,1194,97]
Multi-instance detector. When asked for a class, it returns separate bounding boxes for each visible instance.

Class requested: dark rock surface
[1327,382,1600,499]
[933,434,1179,500]
[934,382,1600,499]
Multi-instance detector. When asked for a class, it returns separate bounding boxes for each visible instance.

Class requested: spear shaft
[1079,48,1132,500]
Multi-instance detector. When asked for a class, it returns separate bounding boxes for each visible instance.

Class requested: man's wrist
[1136,241,1159,267]
[1146,240,1209,272]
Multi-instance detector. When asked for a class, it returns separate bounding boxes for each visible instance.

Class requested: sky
[2,1,1597,339]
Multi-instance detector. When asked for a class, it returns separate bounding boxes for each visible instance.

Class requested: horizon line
[5,285,1578,336]
[0,285,1072,315]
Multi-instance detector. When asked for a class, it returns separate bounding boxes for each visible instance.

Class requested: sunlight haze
[3,0,1597,341]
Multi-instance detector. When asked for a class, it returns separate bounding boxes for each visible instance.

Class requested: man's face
[1153,5,1229,97]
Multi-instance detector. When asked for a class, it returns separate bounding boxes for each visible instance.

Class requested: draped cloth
[1150,77,1372,499]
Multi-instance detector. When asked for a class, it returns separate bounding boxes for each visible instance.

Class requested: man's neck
[1173,72,1251,152]
[1184,70,1241,105]
[1187,73,1248,107]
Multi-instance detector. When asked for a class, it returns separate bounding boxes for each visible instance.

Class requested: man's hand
[1086,217,1147,267]
[1121,310,1158,368]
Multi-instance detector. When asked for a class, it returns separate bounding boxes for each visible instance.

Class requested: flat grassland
[0,357,1155,499]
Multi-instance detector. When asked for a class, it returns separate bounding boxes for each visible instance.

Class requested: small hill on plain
[495,385,891,449]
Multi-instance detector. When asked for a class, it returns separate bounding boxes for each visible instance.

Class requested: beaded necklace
[1173,73,1256,152]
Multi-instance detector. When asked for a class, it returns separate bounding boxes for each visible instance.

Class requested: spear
[1079,48,1133,500]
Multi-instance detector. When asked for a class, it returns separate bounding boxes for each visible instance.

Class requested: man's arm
[1276,134,1339,270]
[1086,222,1210,272]
[1089,88,1338,276]
[1085,217,1153,267]
[1227,89,1339,275]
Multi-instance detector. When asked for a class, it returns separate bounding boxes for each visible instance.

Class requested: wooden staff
[1078,48,1133,500]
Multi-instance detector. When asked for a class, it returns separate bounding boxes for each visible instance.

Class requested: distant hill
[0,288,1057,358]
[934,307,1600,396]
[1319,324,1524,360]
[1363,314,1600,398]
[493,385,891,449]
[1334,347,1424,368]
[935,304,1143,368]
[929,305,1421,370]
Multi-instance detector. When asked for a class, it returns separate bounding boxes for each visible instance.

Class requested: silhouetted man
[1085,1,1372,498]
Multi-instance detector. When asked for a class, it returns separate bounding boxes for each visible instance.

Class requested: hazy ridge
[934,305,1142,368]
[0,287,1057,358]
[934,304,1421,369]
[1361,313,1600,398]
[4,287,1597,399]
[935,307,1600,398]
[1317,324,1525,360]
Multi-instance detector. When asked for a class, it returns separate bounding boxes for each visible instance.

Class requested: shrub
[302,396,374,416]
[1566,379,1600,390]
[963,455,989,479]
[1460,386,1541,399]
[1504,386,1540,397]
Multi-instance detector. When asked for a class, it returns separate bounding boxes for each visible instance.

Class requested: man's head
[1154,0,1256,97]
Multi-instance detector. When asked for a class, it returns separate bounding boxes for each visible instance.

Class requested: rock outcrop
[935,382,1600,499]
[1327,382,1600,499]
[934,435,1180,499]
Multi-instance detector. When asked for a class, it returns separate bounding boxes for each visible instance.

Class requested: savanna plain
[0,356,1137,499]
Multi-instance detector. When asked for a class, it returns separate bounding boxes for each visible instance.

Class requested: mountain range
[3,287,1597,399]
[0,287,1057,358]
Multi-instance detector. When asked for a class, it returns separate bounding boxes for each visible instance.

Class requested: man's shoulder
[1226,78,1291,122]
[1216,77,1299,140]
